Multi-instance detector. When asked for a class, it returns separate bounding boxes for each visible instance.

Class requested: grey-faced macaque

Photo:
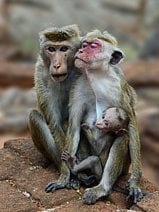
[65,30,144,204]
[28,25,81,192]
[62,107,129,186]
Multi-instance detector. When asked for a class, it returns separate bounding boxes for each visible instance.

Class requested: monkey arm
[122,84,143,203]
[127,118,143,203]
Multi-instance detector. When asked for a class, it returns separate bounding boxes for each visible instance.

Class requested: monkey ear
[110,50,124,65]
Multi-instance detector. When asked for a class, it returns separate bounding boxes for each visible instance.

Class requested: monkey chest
[95,86,121,119]
[92,77,121,105]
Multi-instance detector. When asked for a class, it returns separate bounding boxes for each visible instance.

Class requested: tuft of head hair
[39,24,80,42]
[85,29,118,46]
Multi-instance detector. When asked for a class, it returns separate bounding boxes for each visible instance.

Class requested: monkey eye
[90,43,98,48]
[47,46,56,52]
[60,46,69,52]
[82,42,88,48]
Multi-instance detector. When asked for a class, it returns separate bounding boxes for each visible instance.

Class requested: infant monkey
[62,107,129,185]
[96,107,129,135]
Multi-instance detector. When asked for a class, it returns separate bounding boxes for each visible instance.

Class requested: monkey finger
[61,152,70,159]
[133,189,138,203]
[61,154,72,161]
[61,151,68,156]
[61,154,68,160]
[61,151,71,157]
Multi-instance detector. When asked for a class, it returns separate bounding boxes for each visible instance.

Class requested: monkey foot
[79,173,97,187]
[82,188,98,204]
[45,181,66,193]
[127,187,147,203]
[68,178,80,190]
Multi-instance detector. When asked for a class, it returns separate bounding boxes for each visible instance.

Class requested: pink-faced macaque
[63,30,144,204]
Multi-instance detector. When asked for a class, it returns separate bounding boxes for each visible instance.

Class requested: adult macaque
[65,30,143,204]
[29,25,81,192]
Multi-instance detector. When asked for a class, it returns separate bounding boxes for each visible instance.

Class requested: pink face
[75,39,103,65]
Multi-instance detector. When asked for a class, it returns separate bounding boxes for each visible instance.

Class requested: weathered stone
[0,148,29,180]
[4,138,50,167]
[0,181,39,211]
[131,191,159,212]
[0,138,159,211]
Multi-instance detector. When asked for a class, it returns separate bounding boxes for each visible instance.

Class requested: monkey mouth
[75,56,87,63]
[51,73,68,82]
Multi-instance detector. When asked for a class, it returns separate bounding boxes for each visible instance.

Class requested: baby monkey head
[75,30,124,70]
[39,25,80,82]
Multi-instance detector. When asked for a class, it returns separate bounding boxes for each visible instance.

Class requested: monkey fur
[64,29,144,204]
[96,107,129,134]
[29,25,81,192]
[62,106,129,185]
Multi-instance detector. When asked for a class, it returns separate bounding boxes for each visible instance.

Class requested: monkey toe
[128,187,147,203]
[69,178,80,190]
[45,182,56,193]
[45,181,64,193]
[83,189,97,204]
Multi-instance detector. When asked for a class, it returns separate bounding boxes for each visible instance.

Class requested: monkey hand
[45,164,70,193]
[61,151,77,174]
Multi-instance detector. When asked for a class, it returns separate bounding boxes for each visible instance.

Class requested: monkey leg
[62,151,102,184]
[29,109,61,167]
[29,110,71,192]
[83,135,129,205]
[73,156,102,181]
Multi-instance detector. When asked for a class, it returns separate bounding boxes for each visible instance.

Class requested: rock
[0,138,158,211]
[0,181,39,211]
[131,191,159,212]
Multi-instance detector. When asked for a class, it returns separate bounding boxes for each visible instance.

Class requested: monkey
[28,24,81,192]
[65,29,144,204]
[62,107,129,186]
[96,107,129,134]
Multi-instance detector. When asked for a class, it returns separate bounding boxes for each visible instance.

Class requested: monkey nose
[53,64,61,69]
[79,49,83,53]
[104,120,109,126]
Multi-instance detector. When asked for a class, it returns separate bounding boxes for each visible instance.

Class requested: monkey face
[75,39,123,71]
[43,41,74,82]
[39,24,80,82]
[75,39,106,70]
[95,107,128,132]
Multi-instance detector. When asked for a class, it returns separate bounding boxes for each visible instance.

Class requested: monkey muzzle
[51,73,68,82]
[74,56,87,64]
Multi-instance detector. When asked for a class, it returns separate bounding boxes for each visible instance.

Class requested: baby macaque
[96,107,129,135]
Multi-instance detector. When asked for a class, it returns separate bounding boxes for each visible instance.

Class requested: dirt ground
[1,138,159,211]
